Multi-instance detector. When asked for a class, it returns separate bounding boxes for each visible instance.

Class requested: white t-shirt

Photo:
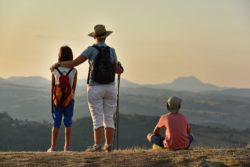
[53,67,77,88]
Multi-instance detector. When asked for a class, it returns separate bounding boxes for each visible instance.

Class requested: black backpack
[87,45,115,84]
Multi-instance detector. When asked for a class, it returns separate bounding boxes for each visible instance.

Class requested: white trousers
[87,85,116,129]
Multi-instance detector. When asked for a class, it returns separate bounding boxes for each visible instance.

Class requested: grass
[0,148,249,167]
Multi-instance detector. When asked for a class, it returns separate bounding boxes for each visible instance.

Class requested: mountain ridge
[1,80,250,129]
[0,75,231,89]
[144,76,225,92]
[1,75,250,97]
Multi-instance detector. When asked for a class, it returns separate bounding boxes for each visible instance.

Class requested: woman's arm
[72,71,78,94]
[50,55,87,71]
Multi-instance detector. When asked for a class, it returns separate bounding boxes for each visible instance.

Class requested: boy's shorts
[150,135,165,148]
[52,100,74,128]
[150,134,194,149]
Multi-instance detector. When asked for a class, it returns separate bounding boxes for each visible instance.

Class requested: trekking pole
[114,74,121,149]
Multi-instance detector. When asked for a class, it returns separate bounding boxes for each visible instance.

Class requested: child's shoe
[47,146,56,152]
[64,146,70,152]
[85,144,102,152]
[103,144,112,152]
[152,144,163,150]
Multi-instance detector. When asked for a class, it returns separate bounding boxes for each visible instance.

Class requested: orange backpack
[53,67,74,107]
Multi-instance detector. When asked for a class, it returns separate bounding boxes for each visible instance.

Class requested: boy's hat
[88,24,112,38]
[167,96,182,112]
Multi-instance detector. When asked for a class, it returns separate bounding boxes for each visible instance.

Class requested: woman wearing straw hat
[50,24,124,152]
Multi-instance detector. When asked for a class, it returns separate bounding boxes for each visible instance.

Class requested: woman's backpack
[53,67,73,107]
[87,45,115,84]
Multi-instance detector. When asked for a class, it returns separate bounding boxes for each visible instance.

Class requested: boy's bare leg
[147,132,154,142]
[64,127,71,150]
[51,127,59,148]
[105,127,115,145]
[94,127,104,145]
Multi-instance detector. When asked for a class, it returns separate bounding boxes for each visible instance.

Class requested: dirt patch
[0,148,249,167]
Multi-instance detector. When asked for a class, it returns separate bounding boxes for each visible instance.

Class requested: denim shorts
[150,134,194,149]
[52,100,74,128]
[150,135,165,148]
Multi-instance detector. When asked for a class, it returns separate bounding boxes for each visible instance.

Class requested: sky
[0,0,250,88]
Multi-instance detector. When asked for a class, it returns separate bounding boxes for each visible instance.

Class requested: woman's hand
[50,62,59,72]
[114,61,124,74]
[50,56,87,72]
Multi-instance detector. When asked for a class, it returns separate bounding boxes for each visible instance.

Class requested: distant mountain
[1,75,250,130]
[1,80,250,130]
[144,76,224,92]
[78,78,139,88]
[219,88,250,98]
[120,79,140,88]
[1,76,139,89]
[3,76,249,94]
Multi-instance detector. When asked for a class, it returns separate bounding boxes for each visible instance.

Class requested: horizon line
[1,75,250,89]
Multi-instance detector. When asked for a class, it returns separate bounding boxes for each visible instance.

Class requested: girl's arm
[72,71,78,94]
[50,55,87,71]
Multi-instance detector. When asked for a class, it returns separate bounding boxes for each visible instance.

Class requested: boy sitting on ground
[147,96,193,150]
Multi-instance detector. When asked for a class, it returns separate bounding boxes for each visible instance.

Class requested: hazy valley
[0,76,250,130]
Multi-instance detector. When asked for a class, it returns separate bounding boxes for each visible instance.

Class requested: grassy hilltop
[0,148,250,167]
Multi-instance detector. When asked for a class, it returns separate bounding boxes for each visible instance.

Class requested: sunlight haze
[1,0,249,88]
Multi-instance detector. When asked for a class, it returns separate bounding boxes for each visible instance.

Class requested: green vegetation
[0,113,249,151]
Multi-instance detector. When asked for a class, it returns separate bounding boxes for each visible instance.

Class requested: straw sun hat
[88,24,113,38]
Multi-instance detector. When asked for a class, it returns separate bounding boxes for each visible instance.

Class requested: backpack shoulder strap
[92,44,101,51]
[87,45,101,85]
[87,66,90,85]
[55,67,63,76]
[105,45,110,50]
[92,44,110,58]
[92,44,110,51]
[87,45,98,85]
[66,68,74,76]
